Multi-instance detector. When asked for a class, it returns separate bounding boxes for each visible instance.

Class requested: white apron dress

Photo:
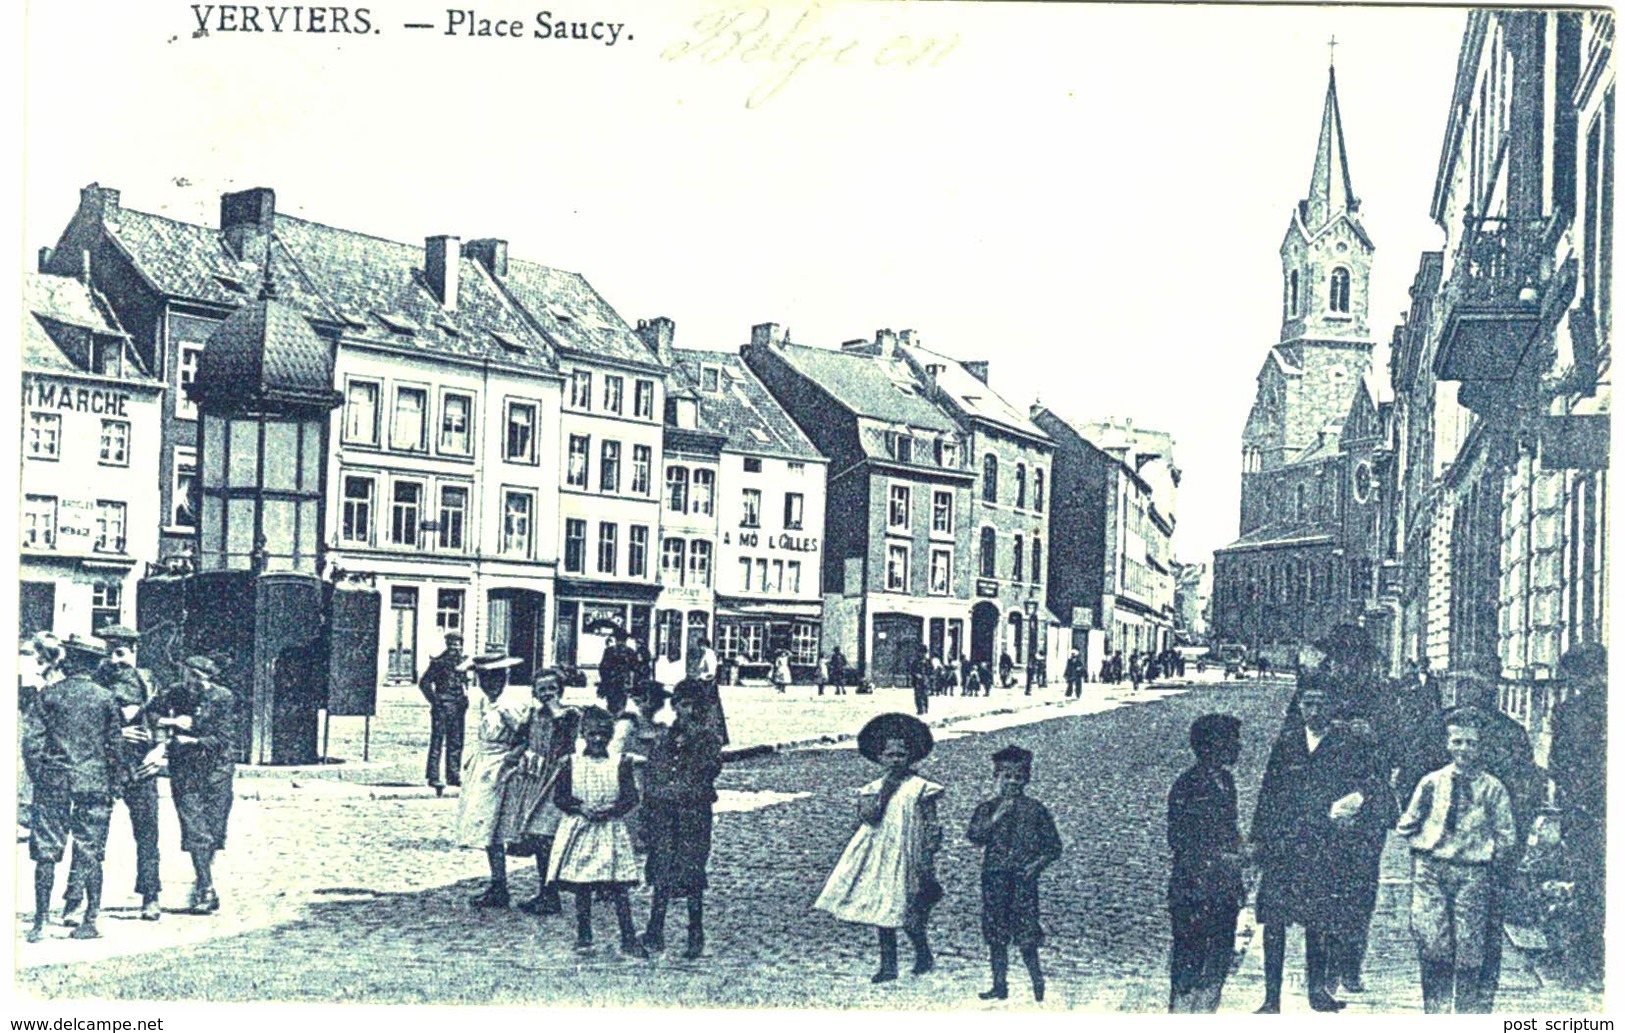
[814,774,943,929]
[454,689,529,849]
[546,752,641,886]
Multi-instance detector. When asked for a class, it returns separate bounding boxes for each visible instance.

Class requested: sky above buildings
[22,1,1467,564]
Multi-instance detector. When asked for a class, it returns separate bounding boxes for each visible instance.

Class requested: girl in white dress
[547,707,646,956]
[815,713,943,983]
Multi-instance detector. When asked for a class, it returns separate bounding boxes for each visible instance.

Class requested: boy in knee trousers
[967,745,1062,1001]
[1396,706,1516,1013]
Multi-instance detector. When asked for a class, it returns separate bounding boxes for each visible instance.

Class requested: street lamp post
[1024,596,1039,691]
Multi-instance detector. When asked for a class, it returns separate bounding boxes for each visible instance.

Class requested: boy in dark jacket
[1167,713,1245,1012]
[966,745,1062,1001]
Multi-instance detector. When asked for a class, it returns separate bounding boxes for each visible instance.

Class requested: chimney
[425,235,460,311]
[875,328,898,357]
[751,322,786,349]
[37,246,52,273]
[463,238,508,277]
[80,183,121,219]
[220,187,276,260]
[635,316,676,366]
[841,339,874,354]
[963,360,990,384]
[898,329,919,349]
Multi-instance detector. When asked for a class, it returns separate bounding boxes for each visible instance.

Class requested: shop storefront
[713,594,821,681]
[553,577,660,672]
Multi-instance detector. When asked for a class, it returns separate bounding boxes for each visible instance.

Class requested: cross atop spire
[1327,34,1338,69]
[1302,62,1357,230]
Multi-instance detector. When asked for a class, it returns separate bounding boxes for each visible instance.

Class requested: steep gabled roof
[671,347,822,461]
[1218,522,1335,552]
[768,342,958,433]
[495,257,661,370]
[24,272,157,382]
[898,342,1050,442]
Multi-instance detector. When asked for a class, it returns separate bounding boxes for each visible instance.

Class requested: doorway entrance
[971,601,999,667]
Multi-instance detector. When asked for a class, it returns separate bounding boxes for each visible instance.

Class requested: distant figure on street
[496,669,578,917]
[153,656,238,916]
[598,632,638,717]
[967,744,1061,1002]
[815,713,942,984]
[1396,706,1516,1013]
[771,650,792,694]
[1130,652,1145,693]
[1167,714,1246,1013]
[909,646,933,716]
[549,707,646,956]
[1064,651,1085,699]
[829,648,848,696]
[22,638,123,942]
[641,681,723,959]
[1547,644,1607,989]
[999,651,1015,689]
[456,655,528,909]
[816,653,831,696]
[687,634,728,745]
[419,632,471,794]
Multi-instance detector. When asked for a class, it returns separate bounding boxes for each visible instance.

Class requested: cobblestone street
[15,677,1600,1013]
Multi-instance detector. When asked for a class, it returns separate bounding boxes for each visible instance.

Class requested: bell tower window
[1287,270,1300,317]
[1329,267,1351,314]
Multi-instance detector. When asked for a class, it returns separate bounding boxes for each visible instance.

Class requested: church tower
[1239,60,1377,533]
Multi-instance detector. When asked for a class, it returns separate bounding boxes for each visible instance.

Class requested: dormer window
[92,338,123,377]
[1329,267,1351,314]
[896,435,913,464]
[701,367,720,392]
[374,311,417,336]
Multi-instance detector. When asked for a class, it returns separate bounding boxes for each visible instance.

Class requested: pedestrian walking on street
[829,648,848,696]
[1395,706,1517,1013]
[771,650,792,694]
[966,745,1062,1002]
[548,707,646,957]
[456,654,528,909]
[21,637,123,942]
[1166,714,1246,1013]
[152,656,238,917]
[70,625,163,923]
[999,651,1014,689]
[495,669,579,917]
[814,713,943,984]
[641,680,723,959]
[419,632,472,795]
[909,646,933,716]
[1064,650,1084,699]
[816,653,831,696]
[1249,679,1389,1013]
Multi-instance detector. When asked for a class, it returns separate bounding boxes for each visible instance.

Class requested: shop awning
[557,577,662,603]
[714,595,822,620]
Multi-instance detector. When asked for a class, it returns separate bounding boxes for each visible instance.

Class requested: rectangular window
[95,500,127,553]
[755,558,768,592]
[716,622,740,659]
[564,517,586,573]
[600,440,622,492]
[937,440,959,469]
[628,525,649,578]
[570,370,593,409]
[567,435,590,488]
[172,447,199,528]
[741,488,762,528]
[437,485,468,551]
[791,623,819,665]
[603,375,625,415]
[932,490,953,534]
[502,491,535,557]
[691,469,716,516]
[92,338,122,378]
[505,401,537,464]
[23,495,57,549]
[634,379,655,419]
[702,367,721,392]
[27,412,61,460]
[597,522,619,575]
[91,581,122,631]
[783,492,804,530]
[896,436,913,464]
[1011,534,1025,583]
[436,588,465,634]
[739,623,764,662]
[341,474,375,544]
[690,540,712,588]
[666,466,689,512]
[391,386,428,452]
[769,559,784,593]
[739,557,753,591]
[930,547,952,595]
[343,380,380,445]
[439,392,472,456]
[788,461,806,476]
[743,457,762,473]
[786,560,802,594]
[97,419,130,466]
[662,537,687,585]
[390,481,423,546]
[886,543,910,592]
[1032,537,1043,583]
[888,484,911,531]
[631,445,652,495]
[177,344,203,420]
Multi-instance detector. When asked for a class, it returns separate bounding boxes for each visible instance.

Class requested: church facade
[1211,65,1392,666]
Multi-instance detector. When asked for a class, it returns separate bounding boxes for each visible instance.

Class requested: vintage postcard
[11,0,1612,1022]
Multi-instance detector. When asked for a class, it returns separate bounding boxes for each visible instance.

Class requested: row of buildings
[1214,9,1612,758]
[24,188,1183,687]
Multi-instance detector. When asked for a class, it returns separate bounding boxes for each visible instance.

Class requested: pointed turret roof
[1301,66,1358,231]
[191,256,340,412]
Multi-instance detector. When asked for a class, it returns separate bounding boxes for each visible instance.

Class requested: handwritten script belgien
[662,2,960,109]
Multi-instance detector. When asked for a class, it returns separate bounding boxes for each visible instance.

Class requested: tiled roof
[671,348,822,461]
[495,257,659,369]
[899,342,1049,441]
[24,273,156,381]
[1218,522,1335,551]
[769,341,958,432]
[193,296,335,406]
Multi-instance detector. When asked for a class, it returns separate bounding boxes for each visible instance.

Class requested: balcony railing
[1435,214,1550,388]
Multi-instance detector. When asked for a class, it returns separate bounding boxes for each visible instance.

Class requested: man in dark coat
[641,680,724,959]
[1168,714,1246,1012]
[419,633,470,793]
[1064,651,1085,698]
[909,645,933,716]
[22,638,124,942]
[1549,644,1607,987]
[598,631,638,717]
[153,657,238,914]
[1249,679,1390,1013]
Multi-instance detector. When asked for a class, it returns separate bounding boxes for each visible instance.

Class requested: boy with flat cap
[22,638,124,941]
[966,744,1062,1001]
[153,656,238,914]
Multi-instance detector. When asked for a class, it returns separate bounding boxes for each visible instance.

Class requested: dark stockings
[874,928,900,982]
[575,887,639,946]
[485,846,507,891]
[191,848,215,892]
[31,863,53,932]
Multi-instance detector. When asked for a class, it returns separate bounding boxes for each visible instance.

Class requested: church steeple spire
[1302,63,1358,231]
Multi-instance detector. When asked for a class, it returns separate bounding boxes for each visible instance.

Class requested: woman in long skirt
[456,655,528,908]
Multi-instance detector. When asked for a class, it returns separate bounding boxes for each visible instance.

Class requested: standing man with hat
[65,625,164,923]
[420,632,473,795]
[153,656,238,915]
[21,637,124,942]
